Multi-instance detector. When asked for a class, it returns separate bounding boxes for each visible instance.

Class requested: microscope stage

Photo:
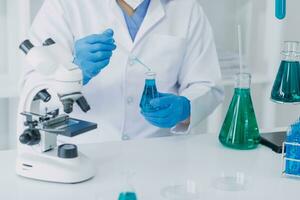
[50,118,98,137]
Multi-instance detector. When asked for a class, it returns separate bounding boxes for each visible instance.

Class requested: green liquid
[219,88,260,150]
[271,60,300,103]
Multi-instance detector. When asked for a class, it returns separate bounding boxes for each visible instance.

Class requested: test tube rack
[281,142,300,178]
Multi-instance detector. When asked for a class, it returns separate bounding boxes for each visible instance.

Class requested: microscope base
[16,151,96,183]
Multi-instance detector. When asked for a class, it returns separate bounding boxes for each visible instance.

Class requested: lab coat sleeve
[171,2,224,134]
[22,0,74,78]
[28,0,73,49]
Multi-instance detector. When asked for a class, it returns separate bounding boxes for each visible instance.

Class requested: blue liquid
[140,79,159,112]
[271,60,300,103]
[118,192,137,200]
[285,123,300,176]
[275,0,286,20]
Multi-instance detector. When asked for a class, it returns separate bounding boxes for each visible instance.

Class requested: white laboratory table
[0,133,299,200]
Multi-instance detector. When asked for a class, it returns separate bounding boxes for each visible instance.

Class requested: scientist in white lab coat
[23,0,224,142]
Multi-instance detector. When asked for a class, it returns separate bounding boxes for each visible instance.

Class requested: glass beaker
[139,72,159,112]
[219,73,260,150]
[271,41,300,103]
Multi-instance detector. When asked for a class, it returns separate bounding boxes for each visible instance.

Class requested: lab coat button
[122,135,130,140]
[127,97,134,104]
[128,58,135,66]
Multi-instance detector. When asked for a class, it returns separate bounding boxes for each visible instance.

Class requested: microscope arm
[19,39,90,114]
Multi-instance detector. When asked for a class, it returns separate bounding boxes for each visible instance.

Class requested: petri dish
[212,172,249,191]
[161,180,201,200]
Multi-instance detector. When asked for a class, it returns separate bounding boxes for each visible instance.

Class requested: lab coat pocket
[141,34,186,92]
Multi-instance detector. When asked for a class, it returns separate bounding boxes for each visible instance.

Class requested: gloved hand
[141,93,191,128]
[74,29,117,85]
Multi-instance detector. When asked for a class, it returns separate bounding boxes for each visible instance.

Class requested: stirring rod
[237,25,243,75]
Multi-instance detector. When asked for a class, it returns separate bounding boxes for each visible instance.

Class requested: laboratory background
[0,0,300,199]
[1,0,300,150]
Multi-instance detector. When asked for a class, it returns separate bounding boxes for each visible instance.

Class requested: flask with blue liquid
[275,0,286,20]
[118,171,138,200]
[140,72,160,112]
[271,41,300,103]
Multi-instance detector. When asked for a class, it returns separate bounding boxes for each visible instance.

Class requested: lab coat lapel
[133,0,165,46]
[109,0,134,52]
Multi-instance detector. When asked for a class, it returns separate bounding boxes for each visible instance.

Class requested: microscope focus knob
[58,144,78,159]
[19,129,41,146]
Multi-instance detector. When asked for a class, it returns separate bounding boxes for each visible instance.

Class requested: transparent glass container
[118,171,138,200]
[271,41,300,103]
[219,73,260,150]
[139,72,159,112]
[161,180,202,200]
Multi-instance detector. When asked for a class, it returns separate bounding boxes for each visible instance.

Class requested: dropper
[129,56,152,72]
[117,42,152,72]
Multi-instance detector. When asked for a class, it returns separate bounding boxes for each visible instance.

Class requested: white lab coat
[20,0,224,143]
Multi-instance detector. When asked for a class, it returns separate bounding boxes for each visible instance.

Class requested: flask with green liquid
[219,73,260,150]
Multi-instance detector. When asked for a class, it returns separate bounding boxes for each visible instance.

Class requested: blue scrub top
[121,0,151,41]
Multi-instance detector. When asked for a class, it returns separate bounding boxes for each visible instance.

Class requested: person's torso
[56,0,199,142]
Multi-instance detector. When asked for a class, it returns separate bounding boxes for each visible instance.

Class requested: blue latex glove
[74,29,117,85]
[141,93,191,128]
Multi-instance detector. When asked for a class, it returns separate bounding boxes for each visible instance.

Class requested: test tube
[275,0,286,20]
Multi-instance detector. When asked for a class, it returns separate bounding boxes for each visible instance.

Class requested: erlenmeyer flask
[219,73,260,150]
[118,172,138,200]
[271,41,300,103]
[139,72,159,112]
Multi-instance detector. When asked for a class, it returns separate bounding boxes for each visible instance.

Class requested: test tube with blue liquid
[275,0,286,20]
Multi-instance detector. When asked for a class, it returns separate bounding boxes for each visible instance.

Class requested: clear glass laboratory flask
[118,171,138,200]
[219,73,260,150]
[271,41,300,103]
[139,72,160,112]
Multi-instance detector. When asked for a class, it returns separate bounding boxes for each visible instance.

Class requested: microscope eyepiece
[76,96,91,113]
[43,38,56,46]
[34,89,51,103]
[19,40,34,55]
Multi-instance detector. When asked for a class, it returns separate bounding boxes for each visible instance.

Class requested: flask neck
[281,41,300,62]
[144,71,156,86]
[235,73,251,89]
[145,79,156,86]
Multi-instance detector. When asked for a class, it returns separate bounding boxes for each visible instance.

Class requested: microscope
[16,38,97,183]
